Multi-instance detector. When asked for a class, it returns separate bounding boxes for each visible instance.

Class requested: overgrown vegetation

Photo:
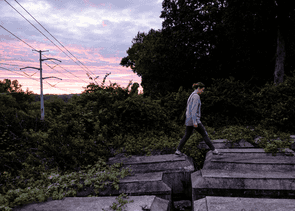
[0,72,295,211]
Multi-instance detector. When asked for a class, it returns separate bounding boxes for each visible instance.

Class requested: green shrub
[0,157,133,211]
[1,73,295,211]
[212,123,294,156]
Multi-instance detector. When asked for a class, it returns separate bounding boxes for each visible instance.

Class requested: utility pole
[20,50,62,121]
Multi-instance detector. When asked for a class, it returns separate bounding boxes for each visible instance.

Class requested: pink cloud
[0,38,143,95]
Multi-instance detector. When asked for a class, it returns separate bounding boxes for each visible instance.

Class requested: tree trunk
[274,27,285,86]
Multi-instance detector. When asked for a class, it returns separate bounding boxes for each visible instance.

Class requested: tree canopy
[120,0,295,99]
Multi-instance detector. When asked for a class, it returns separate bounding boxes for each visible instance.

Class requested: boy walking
[175,82,220,156]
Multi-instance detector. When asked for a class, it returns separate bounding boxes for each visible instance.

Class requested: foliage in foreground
[0,121,294,211]
[1,73,295,210]
[0,157,133,211]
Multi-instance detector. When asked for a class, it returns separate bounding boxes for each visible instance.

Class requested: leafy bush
[157,73,295,135]
[248,73,295,134]
[210,123,294,156]
[1,73,295,211]
[0,157,132,211]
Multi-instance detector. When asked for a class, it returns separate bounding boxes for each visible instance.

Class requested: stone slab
[198,139,255,149]
[72,172,171,201]
[203,151,295,172]
[108,154,195,173]
[193,196,295,211]
[107,154,195,200]
[198,135,295,150]
[192,170,295,200]
[12,195,169,211]
[204,148,295,157]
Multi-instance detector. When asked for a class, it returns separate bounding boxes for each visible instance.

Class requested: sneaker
[175,149,184,156]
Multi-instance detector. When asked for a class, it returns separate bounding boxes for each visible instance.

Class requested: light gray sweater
[185,90,201,126]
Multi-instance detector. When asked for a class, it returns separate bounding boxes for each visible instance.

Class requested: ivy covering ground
[1,73,295,211]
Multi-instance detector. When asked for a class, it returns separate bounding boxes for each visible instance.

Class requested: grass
[0,122,294,211]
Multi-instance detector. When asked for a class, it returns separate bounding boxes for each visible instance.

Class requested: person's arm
[191,95,201,127]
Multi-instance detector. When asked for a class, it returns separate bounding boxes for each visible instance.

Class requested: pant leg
[177,126,194,151]
[195,123,215,151]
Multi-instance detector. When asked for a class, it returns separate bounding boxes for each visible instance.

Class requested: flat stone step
[203,151,295,172]
[12,195,169,211]
[198,136,295,150]
[201,169,295,180]
[107,154,195,173]
[193,196,295,211]
[73,172,171,201]
[192,169,295,200]
[205,148,295,157]
[107,154,195,200]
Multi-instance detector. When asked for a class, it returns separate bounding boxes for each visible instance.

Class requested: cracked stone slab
[12,195,169,211]
[193,196,295,211]
[107,154,195,200]
[108,154,195,173]
[198,135,295,150]
[203,150,295,172]
[192,148,295,200]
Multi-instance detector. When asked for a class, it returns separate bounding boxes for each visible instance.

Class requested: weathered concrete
[203,149,295,171]
[108,154,195,200]
[198,135,295,150]
[73,171,171,201]
[10,153,198,211]
[12,195,169,211]
[108,154,195,173]
[202,147,295,157]
[192,148,295,200]
[193,196,295,211]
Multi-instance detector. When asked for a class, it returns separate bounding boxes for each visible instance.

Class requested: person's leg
[177,126,194,151]
[195,123,215,151]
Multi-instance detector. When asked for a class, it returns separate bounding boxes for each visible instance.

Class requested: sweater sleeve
[191,94,201,125]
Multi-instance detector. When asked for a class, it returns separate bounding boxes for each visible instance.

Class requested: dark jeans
[177,123,215,151]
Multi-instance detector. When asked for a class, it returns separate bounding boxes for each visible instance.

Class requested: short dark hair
[192,82,205,90]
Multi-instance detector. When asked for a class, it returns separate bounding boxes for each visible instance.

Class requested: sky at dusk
[0,0,164,95]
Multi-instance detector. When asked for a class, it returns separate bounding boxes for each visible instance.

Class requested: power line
[44,62,76,81]
[20,49,63,121]
[44,60,88,84]
[13,0,97,79]
[5,0,97,81]
[0,65,72,94]
[0,24,36,50]
[0,24,89,84]
[0,62,21,67]
[0,55,87,85]
[0,65,31,78]
[1,2,89,85]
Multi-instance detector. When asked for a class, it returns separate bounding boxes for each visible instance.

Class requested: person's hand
[194,123,198,128]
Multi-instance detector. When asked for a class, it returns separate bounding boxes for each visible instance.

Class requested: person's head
[192,82,205,95]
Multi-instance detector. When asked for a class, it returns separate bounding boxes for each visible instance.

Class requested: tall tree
[120,28,201,99]
[160,0,295,89]
[121,0,295,98]
[273,0,295,86]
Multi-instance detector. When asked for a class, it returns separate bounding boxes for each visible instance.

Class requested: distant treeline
[31,94,82,103]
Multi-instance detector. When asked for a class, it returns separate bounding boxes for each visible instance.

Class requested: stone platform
[12,195,169,211]
[194,196,295,211]
[11,135,295,211]
[12,154,195,211]
[192,147,295,210]
[198,135,295,150]
[108,153,195,201]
